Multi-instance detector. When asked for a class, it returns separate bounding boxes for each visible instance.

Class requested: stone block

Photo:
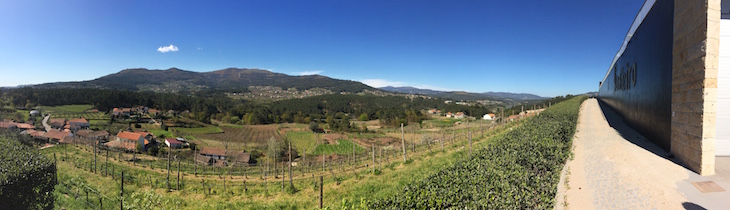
[700,164,715,176]
[686,124,703,138]
[687,89,706,103]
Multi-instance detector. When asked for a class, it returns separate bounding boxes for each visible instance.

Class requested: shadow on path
[682,202,707,210]
[596,100,687,168]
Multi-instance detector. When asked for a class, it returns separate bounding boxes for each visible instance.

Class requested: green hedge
[368,96,587,209]
[0,131,57,209]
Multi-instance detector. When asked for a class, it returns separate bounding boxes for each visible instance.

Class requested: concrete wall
[599,0,720,175]
[598,0,674,151]
[670,0,720,175]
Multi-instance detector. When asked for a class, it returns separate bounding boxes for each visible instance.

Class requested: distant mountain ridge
[33,68,375,93]
[380,86,546,101]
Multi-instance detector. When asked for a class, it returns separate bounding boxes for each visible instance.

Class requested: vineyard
[41,104,110,120]
[312,140,365,155]
[51,112,108,120]
[197,125,282,147]
[368,96,587,209]
[10,97,572,209]
[33,115,525,209]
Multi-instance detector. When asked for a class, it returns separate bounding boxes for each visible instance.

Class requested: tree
[309,122,320,133]
[229,116,240,124]
[267,137,282,163]
[148,145,160,156]
[358,113,369,121]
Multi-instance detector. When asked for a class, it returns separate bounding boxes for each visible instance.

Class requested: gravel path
[555,99,694,210]
[42,114,51,132]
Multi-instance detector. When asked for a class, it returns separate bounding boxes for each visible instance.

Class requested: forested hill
[32,68,375,93]
[380,86,546,101]
[2,88,493,127]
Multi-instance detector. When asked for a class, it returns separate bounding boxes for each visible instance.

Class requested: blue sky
[0,0,644,97]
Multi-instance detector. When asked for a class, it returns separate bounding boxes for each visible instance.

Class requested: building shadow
[682,202,707,210]
[596,100,686,167]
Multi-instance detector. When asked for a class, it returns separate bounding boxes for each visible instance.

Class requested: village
[0,106,259,169]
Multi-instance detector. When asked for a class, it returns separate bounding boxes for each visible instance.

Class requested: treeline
[2,88,235,123]
[504,94,579,116]
[1,88,494,128]
[213,94,494,128]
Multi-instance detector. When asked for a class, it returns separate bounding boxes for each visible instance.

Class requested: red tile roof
[16,123,35,129]
[49,119,65,125]
[68,118,88,123]
[165,138,182,145]
[0,121,17,129]
[44,130,71,141]
[200,147,227,157]
[117,131,144,141]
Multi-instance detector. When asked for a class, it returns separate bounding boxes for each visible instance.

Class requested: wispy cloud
[157,44,179,53]
[360,79,406,88]
[298,70,323,75]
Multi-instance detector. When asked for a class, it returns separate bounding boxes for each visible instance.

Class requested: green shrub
[368,96,587,209]
[0,131,57,209]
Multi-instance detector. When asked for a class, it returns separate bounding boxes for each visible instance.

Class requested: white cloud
[298,70,323,75]
[360,79,407,88]
[157,44,179,53]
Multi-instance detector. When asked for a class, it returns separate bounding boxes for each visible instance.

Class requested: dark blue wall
[598,0,674,151]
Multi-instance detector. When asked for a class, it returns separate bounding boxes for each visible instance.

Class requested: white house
[482,114,493,120]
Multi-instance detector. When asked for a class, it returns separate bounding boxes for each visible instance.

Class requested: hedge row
[368,96,587,209]
[0,131,57,209]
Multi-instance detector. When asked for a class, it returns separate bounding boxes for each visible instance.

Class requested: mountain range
[24,67,549,103]
[33,68,375,93]
[379,86,546,101]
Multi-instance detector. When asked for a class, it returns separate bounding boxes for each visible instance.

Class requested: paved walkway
[555,99,730,210]
[42,114,51,132]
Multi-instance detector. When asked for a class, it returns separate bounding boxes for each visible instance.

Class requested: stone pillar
[671,0,720,175]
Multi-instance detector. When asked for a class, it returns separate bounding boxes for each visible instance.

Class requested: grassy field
[173,126,223,135]
[285,131,318,155]
[41,104,93,113]
[312,139,365,155]
[423,117,461,127]
[140,124,174,138]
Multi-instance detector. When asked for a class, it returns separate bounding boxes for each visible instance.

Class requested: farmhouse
[43,129,72,142]
[75,129,109,140]
[21,129,45,138]
[116,131,149,151]
[0,121,18,130]
[104,140,138,152]
[200,147,227,160]
[454,112,465,119]
[49,119,65,129]
[165,138,183,149]
[66,118,90,129]
[15,123,35,130]
[229,151,254,165]
[112,108,133,117]
[482,114,493,120]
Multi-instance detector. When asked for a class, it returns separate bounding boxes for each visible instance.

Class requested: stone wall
[670,0,720,175]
